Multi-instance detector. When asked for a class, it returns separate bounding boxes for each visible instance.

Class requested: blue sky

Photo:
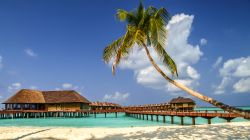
[0,0,250,107]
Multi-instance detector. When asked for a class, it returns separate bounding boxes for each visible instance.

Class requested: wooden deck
[0,109,124,114]
[0,109,248,125]
[124,110,245,125]
[0,109,125,119]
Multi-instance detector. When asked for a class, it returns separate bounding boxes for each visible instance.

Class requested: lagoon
[0,110,249,128]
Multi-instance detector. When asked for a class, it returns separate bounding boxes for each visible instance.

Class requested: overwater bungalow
[124,97,195,111]
[169,96,196,111]
[124,103,171,111]
[3,89,90,111]
[90,101,121,110]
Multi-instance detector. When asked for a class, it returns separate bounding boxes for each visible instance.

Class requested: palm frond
[134,29,146,46]
[112,27,135,75]
[136,1,144,22]
[107,3,177,77]
[154,44,178,76]
[154,8,171,24]
[148,8,170,42]
[149,8,177,76]
[148,8,170,48]
[116,9,137,25]
[103,37,123,63]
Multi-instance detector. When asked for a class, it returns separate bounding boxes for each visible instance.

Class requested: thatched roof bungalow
[124,103,170,111]
[90,102,121,110]
[124,97,195,111]
[3,89,90,111]
[169,96,196,111]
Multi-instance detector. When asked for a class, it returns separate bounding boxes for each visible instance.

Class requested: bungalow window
[24,104,29,109]
[13,104,17,109]
[17,104,21,109]
[7,104,11,110]
[30,104,36,109]
[13,104,21,110]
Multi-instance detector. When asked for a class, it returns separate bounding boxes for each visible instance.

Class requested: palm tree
[103,2,250,119]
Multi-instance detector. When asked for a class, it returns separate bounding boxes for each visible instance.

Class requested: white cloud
[62,83,73,89]
[57,83,84,95]
[0,55,3,69]
[55,87,61,91]
[103,92,130,103]
[212,56,223,69]
[187,66,200,79]
[200,38,208,46]
[220,57,250,77]
[8,83,22,93]
[214,56,250,94]
[214,77,232,94]
[167,79,194,92]
[24,48,37,57]
[114,14,203,94]
[233,78,250,93]
[30,86,38,90]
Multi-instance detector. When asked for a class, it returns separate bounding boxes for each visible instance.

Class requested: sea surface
[0,106,249,128]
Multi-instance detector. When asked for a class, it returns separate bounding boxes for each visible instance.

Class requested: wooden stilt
[180,116,184,125]
[208,118,211,124]
[171,116,174,124]
[192,117,196,125]
[163,115,166,123]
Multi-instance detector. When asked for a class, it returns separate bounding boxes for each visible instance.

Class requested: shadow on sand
[88,125,250,140]
[29,137,66,140]
[1,128,64,140]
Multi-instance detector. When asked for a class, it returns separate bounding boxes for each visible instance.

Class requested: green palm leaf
[154,44,178,76]
[104,2,177,77]
[103,37,123,63]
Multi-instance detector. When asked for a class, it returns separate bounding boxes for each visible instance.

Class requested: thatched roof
[90,101,121,107]
[124,103,170,108]
[3,89,90,104]
[42,90,90,103]
[3,89,45,104]
[169,96,195,104]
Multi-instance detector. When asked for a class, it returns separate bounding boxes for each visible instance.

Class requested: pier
[125,110,243,125]
[0,109,247,125]
[0,109,124,119]
[0,90,248,125]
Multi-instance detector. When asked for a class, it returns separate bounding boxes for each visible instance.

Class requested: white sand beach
[0,122,249,140]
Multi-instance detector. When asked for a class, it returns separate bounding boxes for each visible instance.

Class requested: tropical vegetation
[103,2,250,119]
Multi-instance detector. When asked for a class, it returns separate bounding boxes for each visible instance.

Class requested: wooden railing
[124,110,241,118]
[0,109,125,114]
[0,109,247,119]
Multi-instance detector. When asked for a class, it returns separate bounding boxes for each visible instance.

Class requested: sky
[0,0,250,107]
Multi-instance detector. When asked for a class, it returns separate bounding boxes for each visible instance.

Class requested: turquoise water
[0,107,249,128]
[0,113,166,128]
[195,106,250,113]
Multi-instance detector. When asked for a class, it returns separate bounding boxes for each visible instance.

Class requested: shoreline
[0,122,249,140]
[0,121,247,129]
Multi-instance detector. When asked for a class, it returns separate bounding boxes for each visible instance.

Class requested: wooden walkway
[0,109,248,125]
[0,109,124,119]
[124,110,243,125]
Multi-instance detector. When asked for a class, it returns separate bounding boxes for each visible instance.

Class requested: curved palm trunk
[142,44,250,119]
